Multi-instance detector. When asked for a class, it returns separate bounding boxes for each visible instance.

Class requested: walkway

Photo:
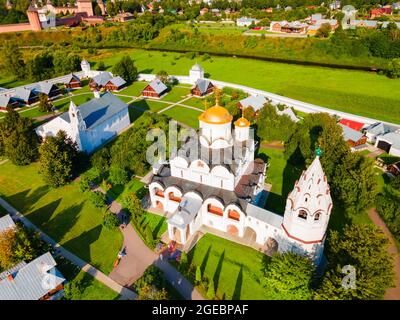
[0,197,137,300]
[368,208,400,300]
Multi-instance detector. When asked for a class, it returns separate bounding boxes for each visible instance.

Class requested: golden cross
[214,87,221,106]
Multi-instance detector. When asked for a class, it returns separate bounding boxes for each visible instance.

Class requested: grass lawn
[128,106,147,123]
[131,98,169,112]
[95,48,400,124]
[258,147,302,214]
[186,233,267,300]
[53,93,95,112]
[0,162,123,274]
[122,81,149,96]
[161,86,190,103]
[143,212,167,239]
[115,95,133,103]
[56,256,120,300]
[184,97,208,110]
[106,178,146,203]
[162,106,202,128]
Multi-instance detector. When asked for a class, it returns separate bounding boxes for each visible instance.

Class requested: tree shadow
[139,68,154,74]
[204,72,211,78]
[44,202,84,243]
[200,245,211,274]
[232,266,243,300]
[152,218,165,238]
[8,186,51,213]
[62,224,103,265]
[26,198,62,227]
[213,249,225,291]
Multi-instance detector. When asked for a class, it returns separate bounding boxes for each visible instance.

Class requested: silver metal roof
[246,203,283,229]
[147,79,168,94]
[0,252,65,300]
[194,79,211,94]
[0,214,16,233]
[339,123,364,142]
[239,95,267,111]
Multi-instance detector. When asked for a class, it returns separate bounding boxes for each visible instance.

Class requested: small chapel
[148,91,333,264]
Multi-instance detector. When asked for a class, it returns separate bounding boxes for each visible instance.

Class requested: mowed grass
[56,256,120,300]
[106,178,146,203]
[122,81,149,96]
[0,162,123,274]
[162,106,202,128]
[96,49,400,124]
[161,86,190,103]
[258,147,302,214]
[188,233,267,300]
[131,98,169,112]
[143,212,167,239]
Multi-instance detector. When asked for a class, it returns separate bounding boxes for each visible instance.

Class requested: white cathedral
[148,95,333,264]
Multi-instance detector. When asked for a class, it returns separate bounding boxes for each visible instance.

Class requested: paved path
[368,208,400,300]
[93,185,204,299]
[0,197,137,300]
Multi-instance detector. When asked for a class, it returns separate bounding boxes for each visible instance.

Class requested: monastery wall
[0,23,32,33]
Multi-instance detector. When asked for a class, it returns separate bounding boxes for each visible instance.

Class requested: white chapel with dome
[148,90,333,264]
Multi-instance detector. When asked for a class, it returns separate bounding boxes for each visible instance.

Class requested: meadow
[92,49,400,124]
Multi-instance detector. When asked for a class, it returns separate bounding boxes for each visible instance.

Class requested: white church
[35,92,130,153]
[148,95,333,264]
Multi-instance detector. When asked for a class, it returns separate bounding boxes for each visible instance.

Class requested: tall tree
[38,93,53,113]
[315,224,394,300]
[262,252,315,300]
[39,130,79,188]
[112,55,138,83]
[0,106,38,165]
[1,41,25,79]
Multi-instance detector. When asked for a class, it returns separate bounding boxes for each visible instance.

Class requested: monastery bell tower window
[314,213,321,221]
[298,210,307,220]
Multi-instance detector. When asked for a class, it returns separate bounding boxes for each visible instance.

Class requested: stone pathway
[368,208,400,300]
[0,197,137,300]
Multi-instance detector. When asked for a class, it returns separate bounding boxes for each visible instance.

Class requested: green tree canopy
[112,55,138,83]
[262,252,315,300]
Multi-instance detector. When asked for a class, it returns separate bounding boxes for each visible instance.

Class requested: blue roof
[60,92,128,129]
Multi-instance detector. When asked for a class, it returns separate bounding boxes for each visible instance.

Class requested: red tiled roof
[339,118,365,131]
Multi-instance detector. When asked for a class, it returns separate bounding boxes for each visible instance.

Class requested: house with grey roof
[238,95,267,111]
[339,123,367,149]
[364,122,390,143]
[13,87,38,105]
[0,94,19,110]
[31,81,62,99]
[375,132,400,157]
[0,215,16,233]
[35,92,130,153]
[142,79,168,98]
[191,79,214,97]
[89,72,127,91]
[0,252,65,300]
[276,106,300,123]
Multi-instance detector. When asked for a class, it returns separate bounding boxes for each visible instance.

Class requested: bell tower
[282,148,333,262]
[68,101,85,150]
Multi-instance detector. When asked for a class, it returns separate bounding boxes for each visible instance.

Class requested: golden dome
[234,117,250,127]
[199,106,233,125]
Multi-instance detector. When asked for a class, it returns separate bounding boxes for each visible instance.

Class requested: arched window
[314,213,321,221]
[228,210,240,221]
[298,210,307,220]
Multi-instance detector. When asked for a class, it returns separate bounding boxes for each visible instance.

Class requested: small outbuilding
[142,79,168,98]
[191,79,214,97]
[0,95,19,110]
[64,73,82,89]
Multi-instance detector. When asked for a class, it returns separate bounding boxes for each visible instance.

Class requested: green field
[143,212,167,239]
[162,106,202,128]
[0,162,123,274]
[162,86,190,103]
[94,49,400,124]
[186,233,267,300]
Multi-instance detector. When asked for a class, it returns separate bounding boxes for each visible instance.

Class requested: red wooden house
[0,95,19,110]
[191,79,214,97]
[64,73,82,89]
[142,79,168,98]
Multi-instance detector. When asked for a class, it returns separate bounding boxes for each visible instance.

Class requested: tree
[195,266,202,284]
[123,192,144,223]
[262,252,315,300]
[0,228,16,271]
[0,107,38,165]
[316,23,332,38]
[1,41,25,79]
[206,278,216,299]
[180,251,188,270]
[144,225,155,246]
[94,4,102,16]
[64,279,84,300]
[91,147,110,180]
[332,153,378,215]
[315,224,394,300]
[106,1,116,16]
[138,284,168,300]
[88,191,107,208]
[156,70,169,84]
[385,58,400,79]
[112,55,138,83]
[38,93,53,113]
[39,130,79,188]
[109,165,128,185]
[102,211,120,230]
[96,61,106,71]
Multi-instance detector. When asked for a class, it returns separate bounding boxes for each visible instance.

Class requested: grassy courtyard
[162,106,202,129]
[93,48,399,124]
[0,162,123,274]
[186,233,267,300]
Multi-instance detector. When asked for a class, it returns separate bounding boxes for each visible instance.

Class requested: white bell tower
[68,101,85,150]
[282,148,333,263]
[80,59,91,77]
[189,63,204,83]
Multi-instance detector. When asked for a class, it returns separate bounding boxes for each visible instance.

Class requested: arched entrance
[243,226,257,245]
[155,200,164,210]
[227,224,239,236]
[264,237,279,256]
[173,227,181,243]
